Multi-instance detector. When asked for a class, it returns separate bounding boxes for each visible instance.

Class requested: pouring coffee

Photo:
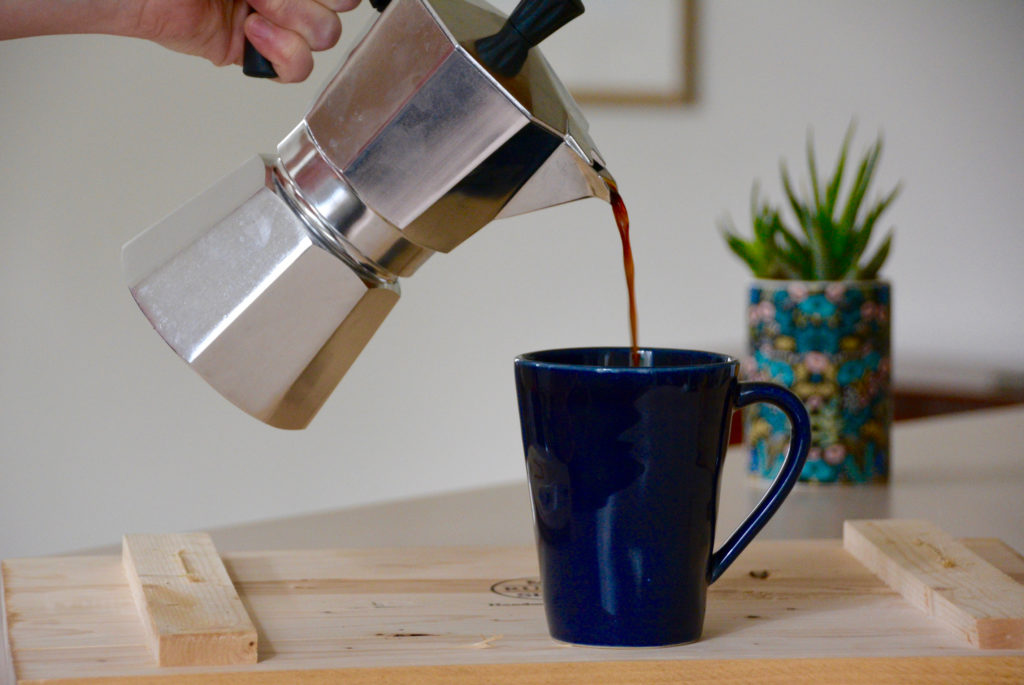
[122,0,614,429]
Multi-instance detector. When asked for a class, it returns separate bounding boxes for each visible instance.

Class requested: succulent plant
[720,127,901,280]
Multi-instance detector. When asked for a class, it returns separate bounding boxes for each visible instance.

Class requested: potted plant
[720,126,900,484]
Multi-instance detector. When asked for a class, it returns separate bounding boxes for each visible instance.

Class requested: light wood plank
[122,533,258,666]
[961,538,1024,584]
[1,563,17,685]
[844,519,1024,649]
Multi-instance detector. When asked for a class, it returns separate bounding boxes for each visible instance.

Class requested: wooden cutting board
[4,537,1024,684]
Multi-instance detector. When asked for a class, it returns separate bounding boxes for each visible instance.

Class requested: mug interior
[516,347,736,369]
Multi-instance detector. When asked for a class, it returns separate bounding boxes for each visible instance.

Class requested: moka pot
[122,0,612,429]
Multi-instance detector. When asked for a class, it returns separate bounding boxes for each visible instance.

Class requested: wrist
[0,0,142,40]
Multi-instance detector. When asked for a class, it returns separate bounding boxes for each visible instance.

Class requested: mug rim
[515,347,738,371]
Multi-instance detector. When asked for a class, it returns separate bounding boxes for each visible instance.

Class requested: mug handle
[708,382,811,583]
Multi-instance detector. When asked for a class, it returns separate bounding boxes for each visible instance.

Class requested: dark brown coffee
[607,180,640,367]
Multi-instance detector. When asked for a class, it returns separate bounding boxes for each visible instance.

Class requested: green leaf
[775,228,813,278]
[826,124,856,263]
[724,231,769,277]
[753,209,775,245]
[781,164,811,239]
[855,230,893,279]
[825,124,855,219]
[816,206,844,278]
[807,213,832,279]
[720,211,769,277]
[839,183,901,277]
[781,162,828,276]
[838,136,883,235]
[806,130,823,210]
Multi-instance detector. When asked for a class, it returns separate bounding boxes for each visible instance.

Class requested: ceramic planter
[744,280,892,484]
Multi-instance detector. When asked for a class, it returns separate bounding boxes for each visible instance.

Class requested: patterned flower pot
[744,280,892,484]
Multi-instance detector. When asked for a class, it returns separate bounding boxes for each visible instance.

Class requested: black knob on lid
[475,0,585,78]
[242,6,278,78]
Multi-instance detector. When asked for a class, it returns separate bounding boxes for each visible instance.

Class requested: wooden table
[154,406,1024,554]
[5,407,1024,683]
[4,537,1023,683]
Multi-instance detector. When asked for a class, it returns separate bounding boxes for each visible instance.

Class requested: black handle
[475,0,584,78]
[243,6,278,78]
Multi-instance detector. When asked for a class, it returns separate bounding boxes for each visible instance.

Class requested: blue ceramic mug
[514,348,811,646]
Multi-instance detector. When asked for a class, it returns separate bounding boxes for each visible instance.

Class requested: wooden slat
[961,538,1024,584]
[844,520,1024,649]
[122,533,258,666]
[0,563,17,685]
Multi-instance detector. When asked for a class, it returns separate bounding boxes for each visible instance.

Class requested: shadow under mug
[514,347,811,647]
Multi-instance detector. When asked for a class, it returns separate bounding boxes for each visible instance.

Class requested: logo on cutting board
[490,577,542,601]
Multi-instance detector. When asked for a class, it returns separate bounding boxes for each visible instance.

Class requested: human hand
[127,0,362,82]
[0,0,362,83]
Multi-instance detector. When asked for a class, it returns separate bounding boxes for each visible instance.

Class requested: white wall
[2,1,1022,558]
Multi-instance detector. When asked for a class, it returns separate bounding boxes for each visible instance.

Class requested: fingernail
[248,14,273,41]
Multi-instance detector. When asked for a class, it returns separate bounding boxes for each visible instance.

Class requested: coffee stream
[606,180,640,367]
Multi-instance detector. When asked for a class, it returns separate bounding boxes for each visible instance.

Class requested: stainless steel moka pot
[122,0,613,429]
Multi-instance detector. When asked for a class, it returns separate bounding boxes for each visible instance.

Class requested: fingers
[249,0,343,51]
[246,0,361,83]
[244,13,314,82]
[320,0,363,10]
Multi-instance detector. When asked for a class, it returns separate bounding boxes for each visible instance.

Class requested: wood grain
[0,563,16,685]
[844,519,1024,649]
[122,533,258,666]
[2,657,1021,685]
[3,539,1023,683]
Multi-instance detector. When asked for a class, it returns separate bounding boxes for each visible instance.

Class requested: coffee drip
[607,180,640,367]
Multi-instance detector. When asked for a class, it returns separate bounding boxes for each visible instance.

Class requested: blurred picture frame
[491,0,697,106]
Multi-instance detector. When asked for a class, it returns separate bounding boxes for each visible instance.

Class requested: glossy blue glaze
[514,348,810,646]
